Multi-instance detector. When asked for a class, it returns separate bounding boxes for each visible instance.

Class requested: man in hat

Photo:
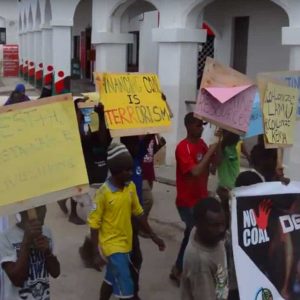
[88,143,165,300]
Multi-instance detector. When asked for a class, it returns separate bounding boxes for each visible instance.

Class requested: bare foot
[68,214,86,225]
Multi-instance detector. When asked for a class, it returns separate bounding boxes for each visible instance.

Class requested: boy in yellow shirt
[88,143,165,300]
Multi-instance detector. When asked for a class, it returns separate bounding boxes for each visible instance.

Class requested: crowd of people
[0,84,288,300]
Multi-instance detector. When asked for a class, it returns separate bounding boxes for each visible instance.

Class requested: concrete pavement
[47,182,182,300]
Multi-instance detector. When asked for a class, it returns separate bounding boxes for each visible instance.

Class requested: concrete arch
[184,0,215,29]
[112,0,159,32]
[28,5,34,31]
[36,0,41,28]
[74,0,92,31]
[19,14,22,31]
[23,12,27,31]
[44,0,52,25]
[270,0,289,17]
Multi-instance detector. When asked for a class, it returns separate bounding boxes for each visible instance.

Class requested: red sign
[3,45,19,77]
[3,61,19,77]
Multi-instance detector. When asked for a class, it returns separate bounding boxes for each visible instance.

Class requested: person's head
[19,205,47,227]
[107,143,133,184]
[194,197,226,247]
[222,130,240,147]
[235,171,263,187]
[250,144,277,181]
[184,112,205,139]
[15,83,26,95]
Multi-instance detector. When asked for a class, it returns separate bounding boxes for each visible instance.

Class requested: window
[0,28,6,45]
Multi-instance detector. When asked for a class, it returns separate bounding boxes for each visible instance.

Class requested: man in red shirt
[170,112,218,285]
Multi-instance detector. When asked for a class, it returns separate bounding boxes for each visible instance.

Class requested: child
[181,197,228,300]
[0,205,60,300]
[216,130,240,226]
[87,143,165,300]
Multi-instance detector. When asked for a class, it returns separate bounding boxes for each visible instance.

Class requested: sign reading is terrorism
[95,73,171,137]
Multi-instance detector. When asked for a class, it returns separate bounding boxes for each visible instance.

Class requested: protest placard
[194,58,256,134]
[258,71,300,117]
[232,181,300,300]
[262,82,298,147]
[243,92,264,139]
[0,94,89,216]
[95,73,171,137]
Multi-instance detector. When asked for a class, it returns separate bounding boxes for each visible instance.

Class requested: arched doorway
[113,0,159,73]
[72,0,93,82]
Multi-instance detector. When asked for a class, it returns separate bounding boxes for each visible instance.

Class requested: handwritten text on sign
[263,82,298,145]
[195,85,256,133]
[97,73,171,130]
[0,96,88,208]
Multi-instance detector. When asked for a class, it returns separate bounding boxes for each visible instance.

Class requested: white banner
[232,181,300,300]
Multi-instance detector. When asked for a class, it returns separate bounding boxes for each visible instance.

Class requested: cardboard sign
[243,92,264,139]
[195,85,257,134]
[195,58,256,134]
[263,82,298,147]
[232,181,300,300]
[0,94,89,216]
[258,71,300,116]
[95,73,171,137]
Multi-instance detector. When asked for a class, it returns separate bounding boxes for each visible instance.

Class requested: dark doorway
[232,16,249,73]
[127,31,139,72]
[0,28,6,44]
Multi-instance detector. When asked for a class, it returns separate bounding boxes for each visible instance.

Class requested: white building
[0,0,18,45]
[6,0,300,177]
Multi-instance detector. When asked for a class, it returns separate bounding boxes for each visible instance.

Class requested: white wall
[204,0,289,79]
[0,0,18,45]
[139,11,159,73]
[122,11,159,73]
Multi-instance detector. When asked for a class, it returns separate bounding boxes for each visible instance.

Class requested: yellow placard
[95,73,171,136]
[81,92,100,102]
[89,112,100,133]
[0,94,89,209]
[263,82,298,146]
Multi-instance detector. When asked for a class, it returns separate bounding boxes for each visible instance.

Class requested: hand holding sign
[0,95,89,216]
[194,58,256,135]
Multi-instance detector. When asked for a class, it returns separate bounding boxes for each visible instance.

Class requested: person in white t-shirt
[0,206,60,300]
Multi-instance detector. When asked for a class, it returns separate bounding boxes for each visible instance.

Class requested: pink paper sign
[195,85,257,133]
[204,85,252,104]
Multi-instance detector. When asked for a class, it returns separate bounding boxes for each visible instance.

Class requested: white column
[282,26,300,180]
[34,29,43,88]
[41,26,53,87]
[19,32,24,77]
[92,32,133,73]
[52,25,72,94]
[27,30,36,85]
[153,28,207,164]
[23,32,29,81]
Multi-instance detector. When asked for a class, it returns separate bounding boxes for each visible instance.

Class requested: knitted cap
[15,83,26,93]
[107,143,133,175]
